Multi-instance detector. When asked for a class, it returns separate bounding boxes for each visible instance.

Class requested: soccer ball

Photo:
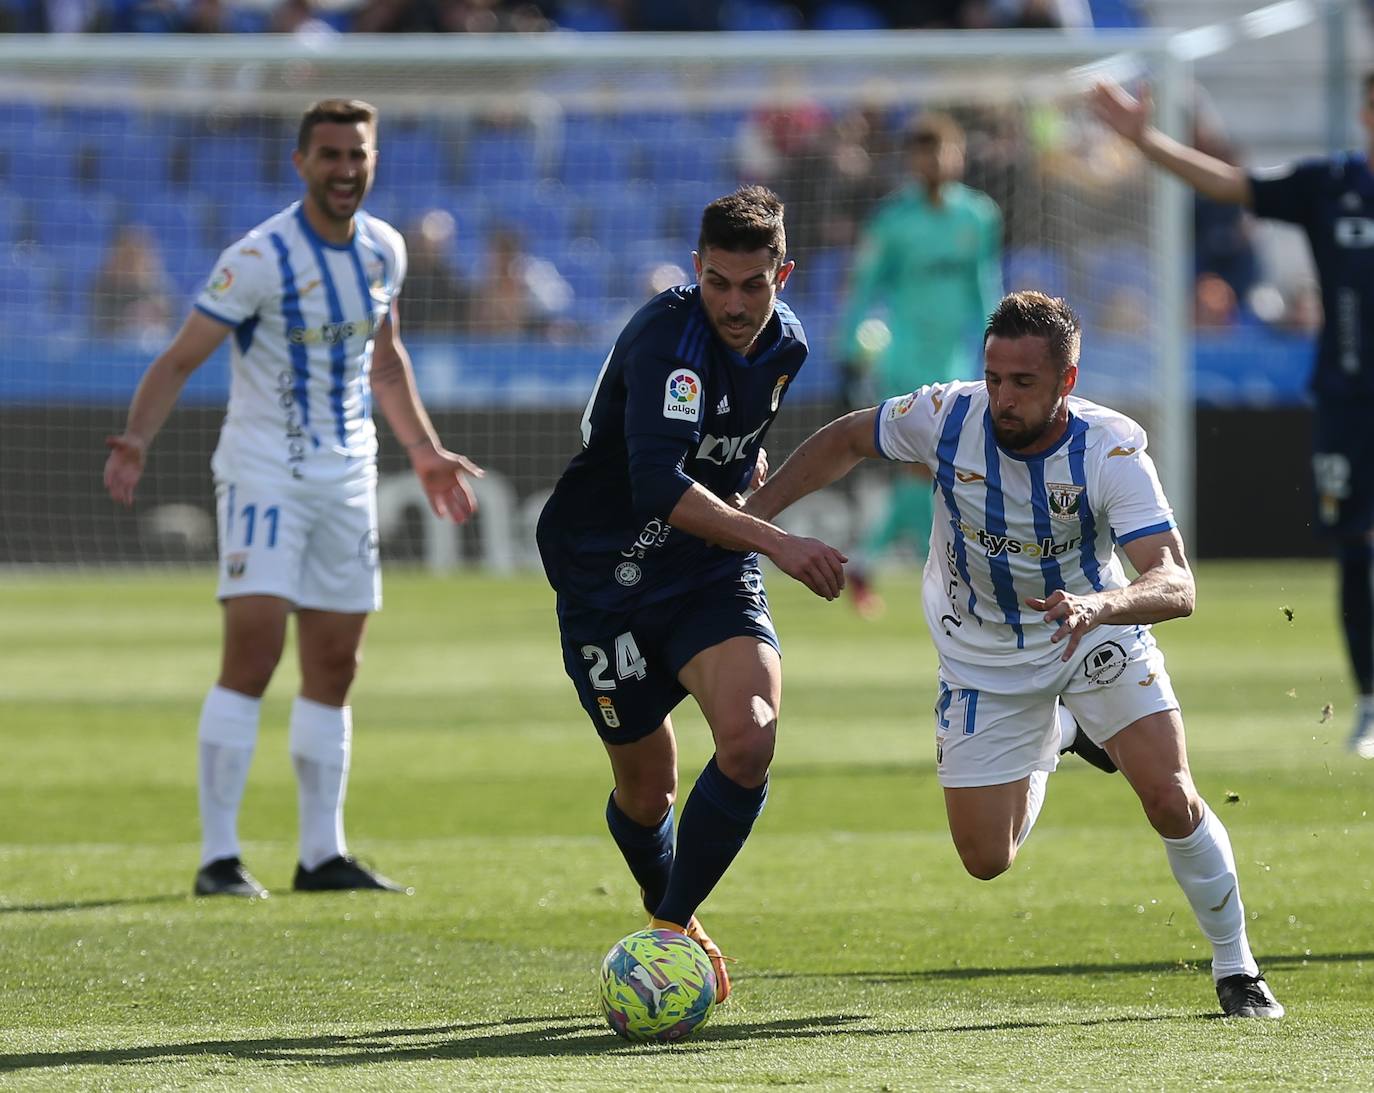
[599,927,717,1042]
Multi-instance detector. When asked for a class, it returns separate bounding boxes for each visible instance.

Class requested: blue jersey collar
[295,203,358,252]
[986,406,1082,462]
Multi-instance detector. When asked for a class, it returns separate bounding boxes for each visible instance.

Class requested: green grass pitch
[1,561,1370,1089]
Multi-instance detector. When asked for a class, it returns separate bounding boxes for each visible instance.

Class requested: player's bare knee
[958,843,1014,881]
[713,723,775,786]
[619,786,676,827]
[301,645,360,702]
[1138,780,1201,838]
[220,641,283,696]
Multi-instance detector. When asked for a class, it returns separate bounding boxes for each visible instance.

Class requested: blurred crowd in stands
[43,87,1321,350]
[0,0,1330,354]
[0,0,1130,34]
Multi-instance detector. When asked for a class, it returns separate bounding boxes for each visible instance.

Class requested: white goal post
[0,27,1246,570]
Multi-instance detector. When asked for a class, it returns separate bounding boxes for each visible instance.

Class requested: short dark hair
[985,290,1081,374]
[904,111,965,151]
[698,185,787,267]
[297,98,378,154]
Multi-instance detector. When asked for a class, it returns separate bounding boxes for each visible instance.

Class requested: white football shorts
[932,625,1178,788]
[213,472,381,613]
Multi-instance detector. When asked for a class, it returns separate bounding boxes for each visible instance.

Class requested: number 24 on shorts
[582,632,648,690]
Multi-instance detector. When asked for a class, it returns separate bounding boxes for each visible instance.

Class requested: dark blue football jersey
[1250,154,1374,398]
[537,284,807,610]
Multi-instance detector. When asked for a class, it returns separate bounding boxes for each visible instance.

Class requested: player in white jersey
[747,291,1284,1019]
[103,99,482,899]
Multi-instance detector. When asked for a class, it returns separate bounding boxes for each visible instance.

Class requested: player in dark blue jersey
[1093,75,1374,758]
[537,187,847,998]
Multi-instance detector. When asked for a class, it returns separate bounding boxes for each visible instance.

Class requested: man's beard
[992,408,1057,450]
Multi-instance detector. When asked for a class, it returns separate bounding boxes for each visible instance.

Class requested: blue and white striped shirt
[876,381,1175,667]
[194,202,407,484]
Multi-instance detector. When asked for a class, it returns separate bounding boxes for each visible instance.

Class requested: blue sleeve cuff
[194,303,237,328]
[872,399,890,459]
[1116,519,1176,546]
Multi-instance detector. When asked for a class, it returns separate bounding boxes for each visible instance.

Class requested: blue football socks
[1338,537,1374,694]
[655,756,768,928]
[605,790,675,915]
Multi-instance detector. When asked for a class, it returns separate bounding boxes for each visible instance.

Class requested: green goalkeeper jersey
[836,181,1003,395]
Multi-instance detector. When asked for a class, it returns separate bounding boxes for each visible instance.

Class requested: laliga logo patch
[207,267,234,297]
[597,696,621,729]
[1047,483,1084,521]
[663,369,702,421]
[770,374,789,412]
[889,392,918,419]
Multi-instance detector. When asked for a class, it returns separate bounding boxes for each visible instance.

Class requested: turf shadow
[0,1014,875,1070]
[0,894,184,915]
[749,949,1374,983]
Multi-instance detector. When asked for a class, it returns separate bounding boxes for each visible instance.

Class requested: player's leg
[935,680,1059,879]
[603,720,678,916]
[1312,400,1374,756]
[1337,532,1374,755]
[195,593,291,897]
[942,778,1042,880]
[555,596,686,921]
[1067,632,1281,1017]
[648,634,778,1003]
[658,635,778,927]
[1103,709,1281,1017]
[289,479,403,892]
[195,478,306,897]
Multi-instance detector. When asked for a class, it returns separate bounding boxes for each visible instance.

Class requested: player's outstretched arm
[104,310,231,507]
[1089,79,1252,207]
[1026,529,1195,661]
[666,485,848,601]
[746,408,880,522]
[370,306,484,524]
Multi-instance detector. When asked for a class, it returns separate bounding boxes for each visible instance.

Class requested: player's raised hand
[103,433,148,507]
[771,534,848,601]
[409,444,485,523]
[1026,588,1104,661]
[1089,79,1152,145]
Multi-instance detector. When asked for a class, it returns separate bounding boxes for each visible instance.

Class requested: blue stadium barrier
[553,2,626,31]
[0,327,1317,411]
[719,0,805,31]
[812,1,887,30]
[1089,0,1145,29]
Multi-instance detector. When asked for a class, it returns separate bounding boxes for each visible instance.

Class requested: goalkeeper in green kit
[835,112,1003,616]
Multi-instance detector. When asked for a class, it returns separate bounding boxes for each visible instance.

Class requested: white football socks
[1056,703,1077,751]
[289,695,352,871]
[1016,768,1049,848]
[197,684,262,867]
[1161,804,1259,981]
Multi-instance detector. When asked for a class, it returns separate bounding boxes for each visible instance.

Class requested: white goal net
[0,32,1192,571]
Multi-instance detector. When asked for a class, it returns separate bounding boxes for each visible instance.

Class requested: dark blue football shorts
[555,565,781,743]
[1312,397,1374,537]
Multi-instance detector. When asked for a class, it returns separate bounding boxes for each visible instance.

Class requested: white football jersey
[194,202,407,484]
[875,381,1176,667]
